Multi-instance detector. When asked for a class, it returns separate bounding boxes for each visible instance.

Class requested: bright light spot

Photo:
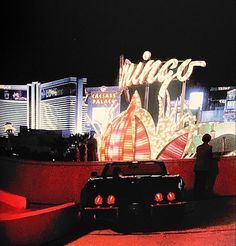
[155,192,163,202]
[189,92,204,110]
[107,195,116,205]
[94,195,103,205]
[143,51,152,61]
[92,107,108,126]
[167,192,176,201]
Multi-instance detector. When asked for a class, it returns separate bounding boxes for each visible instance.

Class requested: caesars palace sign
[119,51,206,95]
[91,92,117,105]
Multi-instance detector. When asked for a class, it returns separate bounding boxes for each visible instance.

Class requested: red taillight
[94,195,103,205]
[107,195,116,205]
[167,192,175,201]
[155,192,163,202]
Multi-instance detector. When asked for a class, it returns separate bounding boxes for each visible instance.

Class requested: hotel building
[0,78,122,138]
[0,77,87,137]
[0,84,28,136]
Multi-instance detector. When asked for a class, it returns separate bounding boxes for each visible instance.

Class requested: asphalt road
[47,196,236,246]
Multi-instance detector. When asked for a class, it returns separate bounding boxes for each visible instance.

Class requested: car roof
[107,160,165,166]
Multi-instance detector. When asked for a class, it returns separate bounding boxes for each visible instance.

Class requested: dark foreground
[47,196,236,246]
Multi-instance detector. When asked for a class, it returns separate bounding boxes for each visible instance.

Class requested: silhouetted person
[207,154,219,197]
[194,133,213,200]
[87,132,98,161]
[78,134,88,161]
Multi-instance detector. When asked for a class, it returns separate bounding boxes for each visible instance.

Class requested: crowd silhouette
[0,131,98,162]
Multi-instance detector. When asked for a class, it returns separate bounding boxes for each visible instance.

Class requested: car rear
[80,174,186,226]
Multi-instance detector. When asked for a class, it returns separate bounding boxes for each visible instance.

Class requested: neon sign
[91,92,117,105]
[119,51,206,90]
[99,51,207,161]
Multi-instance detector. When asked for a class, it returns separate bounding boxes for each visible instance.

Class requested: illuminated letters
[119,51,206,89]
[91,92,117,105]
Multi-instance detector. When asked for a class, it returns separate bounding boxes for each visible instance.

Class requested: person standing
[87,131,98,161]
[194,133,213,200]
[78,133,88,161]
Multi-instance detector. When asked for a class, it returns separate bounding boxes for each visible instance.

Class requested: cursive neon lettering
[146,60,162,84]
[125,63,137,87]
[129,62,144,86]
[177,60,206,82]
[119,51,206,89]
[136,60,155,85]
[156,58,179,83]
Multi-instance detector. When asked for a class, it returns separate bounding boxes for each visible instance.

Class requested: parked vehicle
[80,160,187,228]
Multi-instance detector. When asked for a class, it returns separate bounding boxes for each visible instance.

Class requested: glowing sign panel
[91,92,117,105]
[41,83,76,100]
[189,92,204,110]
[100,52,207,161]
[0,89,27,101]
[119,51,206,89]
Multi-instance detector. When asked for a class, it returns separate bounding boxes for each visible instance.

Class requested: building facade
[0,77,87,137]
[1,79,234,139]
[39,77,86,136]
[0,85,28,136]
[201,86,236,122]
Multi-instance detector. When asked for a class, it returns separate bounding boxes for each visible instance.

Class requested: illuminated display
[85,86,121,138]
[91,92,117,105]
[99,51,207,161]
[226,100,236,110]
[100,92,151,161]
[100,89,196,161]
[119,51,206,89]
[189,92,204,110]
[0,89,27,101]
[41,83,76,100]
[157,133,188,160]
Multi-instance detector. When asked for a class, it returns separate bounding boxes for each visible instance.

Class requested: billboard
[0,89,27,101]
[85,86,122,134]
[41,83,76,100]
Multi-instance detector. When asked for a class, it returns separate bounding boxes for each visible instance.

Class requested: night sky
[0,1,235,88]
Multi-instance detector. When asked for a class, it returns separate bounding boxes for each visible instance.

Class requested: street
[47,196,236,246]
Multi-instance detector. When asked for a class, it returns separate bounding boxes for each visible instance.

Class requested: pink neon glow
[157,133,188,160]
[100,93,151,161]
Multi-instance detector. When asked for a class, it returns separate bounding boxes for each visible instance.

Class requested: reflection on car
[80,160,187,227]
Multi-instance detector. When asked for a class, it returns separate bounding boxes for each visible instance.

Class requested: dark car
[80,160,187,227]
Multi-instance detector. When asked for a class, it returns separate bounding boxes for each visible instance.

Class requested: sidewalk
[0,201,79,246]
